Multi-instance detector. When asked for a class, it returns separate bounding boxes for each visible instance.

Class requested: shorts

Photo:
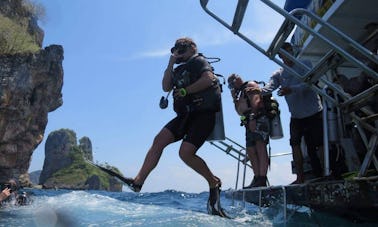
[164,111,216,149]
[245,115,270,147]
[290,111,323,148]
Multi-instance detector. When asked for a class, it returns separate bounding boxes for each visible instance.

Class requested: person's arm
[0,188,11,202]
[174,70,215,98]
[162,55,176,92]
[230,89,244,115]
[230,88,239,108]
[174,55,216,97]
[262,70,281,94]
[184,70,215,95]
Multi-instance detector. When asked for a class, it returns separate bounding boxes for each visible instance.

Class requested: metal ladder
[208,137,251,190]
[200,0,378,178]
[209,137,291,188]
[209,137,291,220]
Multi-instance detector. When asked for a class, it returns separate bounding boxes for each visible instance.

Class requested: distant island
[32,129,124,192]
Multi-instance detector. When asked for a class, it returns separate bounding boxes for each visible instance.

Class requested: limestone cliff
[79,136,93,161]
[39,129,76,185]
[40,129,123,192]
[0,45,63,185]
[0,0,63,186]
[29,170,41,185]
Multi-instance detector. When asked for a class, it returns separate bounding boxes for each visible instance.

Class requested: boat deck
[225,177,378,221]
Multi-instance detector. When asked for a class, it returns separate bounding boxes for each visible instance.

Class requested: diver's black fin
[207,185,231,219]
[207,199,230,218]
[84,159,141,192]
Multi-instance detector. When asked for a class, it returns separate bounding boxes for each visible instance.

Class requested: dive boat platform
[225,177,378,221]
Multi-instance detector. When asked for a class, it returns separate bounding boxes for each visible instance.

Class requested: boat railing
[200,0,377,109]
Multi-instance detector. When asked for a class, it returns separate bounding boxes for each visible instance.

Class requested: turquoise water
[0,189,375,226]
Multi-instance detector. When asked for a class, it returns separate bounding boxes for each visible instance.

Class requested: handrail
[231,0,249,33]
[199,0,378,96]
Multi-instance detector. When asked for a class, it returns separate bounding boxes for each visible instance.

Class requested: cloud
[124,0,286,61]
[121,30,237,62]
[191,29,240,47]
[114,48,170,62]
[136,48,171,58]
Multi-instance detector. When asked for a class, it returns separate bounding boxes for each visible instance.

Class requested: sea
[0,189,376,227]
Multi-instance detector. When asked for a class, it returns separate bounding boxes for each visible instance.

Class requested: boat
[199,0,378,222]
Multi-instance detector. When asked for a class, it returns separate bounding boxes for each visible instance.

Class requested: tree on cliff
[0,0,45,54]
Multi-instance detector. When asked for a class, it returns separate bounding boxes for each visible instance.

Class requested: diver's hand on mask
[171,49,186,64]
[168,54,176,66]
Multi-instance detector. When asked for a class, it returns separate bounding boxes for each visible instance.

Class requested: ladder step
[231,0,249,33]
[225,145,233,154]
[304,51,343,83]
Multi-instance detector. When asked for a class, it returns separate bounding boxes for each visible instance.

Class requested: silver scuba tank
[207,102,225,141]
[269,112,283,139]
[326,102,338,143]
[267,97,283,139]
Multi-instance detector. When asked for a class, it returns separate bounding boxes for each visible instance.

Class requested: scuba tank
[267,97,283,139]
[206,101,225,141]
[270,112,284,139]
[207,68,226,141]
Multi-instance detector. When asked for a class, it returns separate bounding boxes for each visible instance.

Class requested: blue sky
[29,0,297,192]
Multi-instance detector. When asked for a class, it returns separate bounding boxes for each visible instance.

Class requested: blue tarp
[284,0,312,12]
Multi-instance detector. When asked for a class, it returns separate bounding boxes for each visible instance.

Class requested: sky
[29,0,297,193]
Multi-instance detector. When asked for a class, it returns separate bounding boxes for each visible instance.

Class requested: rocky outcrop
[40,129,122,191]
[0,45,64,185]
[79,136,93,161]
[39,129,76,184]
[29,170,41,185]
[0,0,63,186]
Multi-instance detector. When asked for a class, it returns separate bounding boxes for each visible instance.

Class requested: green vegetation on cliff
[0,0,44,54]
[0,14,39,54]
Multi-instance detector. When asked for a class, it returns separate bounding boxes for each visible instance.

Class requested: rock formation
[40,129,122,191]
[39,129,76,184]
[0,0,63,186]
[0,45,64,185]
[79,136,93,161]
[29,170,41,185]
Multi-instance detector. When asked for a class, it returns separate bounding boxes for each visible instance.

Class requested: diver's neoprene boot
[207,183,229,218]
